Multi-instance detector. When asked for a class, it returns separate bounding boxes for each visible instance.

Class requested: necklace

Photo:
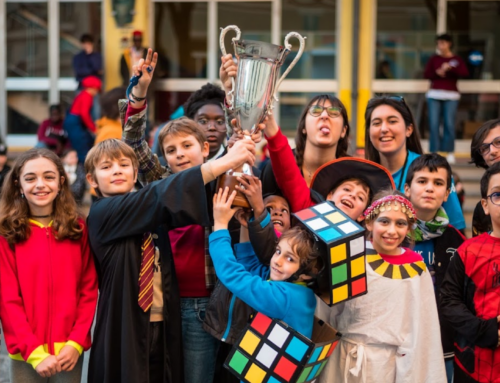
[31,214,52,218]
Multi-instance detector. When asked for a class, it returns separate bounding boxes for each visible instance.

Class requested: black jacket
[428,225,465,358]
[472,200,491,237]
[87,167,211,383]
[203,210,277,344]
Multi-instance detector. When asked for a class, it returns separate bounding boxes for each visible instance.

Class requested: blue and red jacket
[0,219,98,368]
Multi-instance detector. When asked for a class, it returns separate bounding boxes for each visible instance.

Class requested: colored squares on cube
[313,202,335,214]
[325,211,345,224]
[330,244,346,264]
[297,366,312,383]
[350,237,364,256]
[251,312,273,335]
[274,356,297,381]
[268,324,289,348]
[319,344,331,361]
[308,347,322,364]
[352,276,367,296]
[331,264,347,285]
[332,284,348,304]
[244,363,266,383]
[327,341,337,357]
[241,330,260,355]
[285,337,309,362]
[267,377,281,383]
[229,350,249,375]
[307,363,321,381]
[318,227,340,242]
[350,256,365,278]
[307,218,329,231]
[295,208,317,221]
[255,343,278,368]
[338,221,359,234]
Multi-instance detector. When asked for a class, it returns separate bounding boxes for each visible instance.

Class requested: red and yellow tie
[138,233,154,312]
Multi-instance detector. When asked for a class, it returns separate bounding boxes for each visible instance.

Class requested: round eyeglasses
[479,136,500,155]
[485,191,500,205]
[196,118,227,132]
[308,105,342,118]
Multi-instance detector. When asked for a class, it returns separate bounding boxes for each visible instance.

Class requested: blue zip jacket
[209,230,316,339]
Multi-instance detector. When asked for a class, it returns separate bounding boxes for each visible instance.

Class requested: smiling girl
[319,189,446,383]
[0,148,97,382]
[364,96,465,231]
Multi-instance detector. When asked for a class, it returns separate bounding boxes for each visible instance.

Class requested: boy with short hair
[440,162,500,383]
[85,137,253,383]
[404,153,465,383]
[210,187,320,340]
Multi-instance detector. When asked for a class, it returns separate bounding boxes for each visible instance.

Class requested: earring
[21,193,25,199]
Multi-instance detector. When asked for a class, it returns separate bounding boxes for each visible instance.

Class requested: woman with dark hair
[365,96,465,231]
[469,118,500,236]
[260,94,350,195]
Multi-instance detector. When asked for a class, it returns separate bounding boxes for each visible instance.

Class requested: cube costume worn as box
[225,312,340,383]
[293,201,367,306]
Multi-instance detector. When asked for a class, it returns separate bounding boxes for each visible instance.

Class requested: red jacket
[266,129,316,212]
[0,219,98,368]
[69,90,96,133]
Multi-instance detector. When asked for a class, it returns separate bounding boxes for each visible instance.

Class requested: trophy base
[216,173,251,208]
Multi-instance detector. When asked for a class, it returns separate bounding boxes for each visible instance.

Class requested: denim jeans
[427,97,459,153]
[181,297,219,383]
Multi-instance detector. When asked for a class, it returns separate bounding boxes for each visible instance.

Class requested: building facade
[1,0,499,149]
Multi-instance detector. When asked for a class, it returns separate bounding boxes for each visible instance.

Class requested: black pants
[149,321,165,383]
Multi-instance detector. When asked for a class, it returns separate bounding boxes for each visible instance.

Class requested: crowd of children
[0,46,498,383]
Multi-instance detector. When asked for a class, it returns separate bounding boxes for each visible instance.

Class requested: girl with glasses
[364,96,466,232]
[469,118,500,236]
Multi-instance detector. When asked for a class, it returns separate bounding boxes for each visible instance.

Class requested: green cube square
[331,263,347,285]
[229,350,249,375]
[297,366,312,383]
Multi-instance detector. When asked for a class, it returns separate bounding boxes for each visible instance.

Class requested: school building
[1,0,499,150]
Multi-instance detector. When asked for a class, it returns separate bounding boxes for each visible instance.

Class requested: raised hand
[235,175,265,217]
[220,54,238,97]
[213,187,239,231]
[226,139,256,169]
[129,48,158,107]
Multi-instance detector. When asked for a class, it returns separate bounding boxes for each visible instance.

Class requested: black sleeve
[259,160,281,197]
[71,164,87,203]
[440,253,498,349]
[88,165,211,245]
[248,210,278,265]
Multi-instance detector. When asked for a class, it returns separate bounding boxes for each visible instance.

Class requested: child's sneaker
[446,152,456,165]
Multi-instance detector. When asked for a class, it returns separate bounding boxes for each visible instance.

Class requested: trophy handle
[220,25,241,109]
[273,32,306,103]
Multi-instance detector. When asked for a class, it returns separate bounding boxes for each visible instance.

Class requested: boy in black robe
[84,135,255,383]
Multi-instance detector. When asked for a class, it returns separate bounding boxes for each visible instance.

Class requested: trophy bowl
[217,25,306,208]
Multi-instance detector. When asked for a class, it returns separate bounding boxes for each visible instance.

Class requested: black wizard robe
[87,166,211,383]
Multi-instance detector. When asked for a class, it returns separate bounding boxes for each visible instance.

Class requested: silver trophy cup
[217,25,306,207]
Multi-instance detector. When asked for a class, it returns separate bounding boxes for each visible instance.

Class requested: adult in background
[35,104,68,156]
[120,31,148,86]
[424,33,468,164]
[72,34,103,90]
[95,87,126,145]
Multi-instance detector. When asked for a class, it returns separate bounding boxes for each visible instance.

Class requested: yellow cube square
[351,256,366,278]
[325,211,346,224]
[332,284,348,304]
[330,243,347,264]
[240,331,261,356]
[245,363,267,383]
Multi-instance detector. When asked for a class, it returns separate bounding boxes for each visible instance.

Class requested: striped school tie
[138,232,154,312]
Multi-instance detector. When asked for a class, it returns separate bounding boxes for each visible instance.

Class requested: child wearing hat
[63,75,101,163]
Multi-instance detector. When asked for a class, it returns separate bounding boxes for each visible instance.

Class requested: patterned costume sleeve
[120,99,171,185]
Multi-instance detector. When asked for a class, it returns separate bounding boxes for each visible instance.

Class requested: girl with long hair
[364,96,465,231]
[0,148,97,382]
[319,189,446,382]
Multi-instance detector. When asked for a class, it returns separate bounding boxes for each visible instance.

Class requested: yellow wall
[337,0,353,119]
[356,0,375,148]
[103,0,150,91]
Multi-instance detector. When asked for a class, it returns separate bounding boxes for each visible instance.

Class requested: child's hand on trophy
[228,118,263,145]
[130,48,158,107]
[220,54,238,99]
[255,115,279,139]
